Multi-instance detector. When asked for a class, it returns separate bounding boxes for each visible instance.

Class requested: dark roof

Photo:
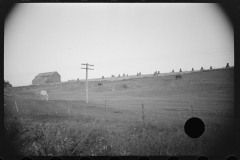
[36,71,58,77]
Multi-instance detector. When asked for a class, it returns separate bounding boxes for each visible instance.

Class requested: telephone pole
[81,63,94,103]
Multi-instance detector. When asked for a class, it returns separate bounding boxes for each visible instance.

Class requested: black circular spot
[184,117,205,138]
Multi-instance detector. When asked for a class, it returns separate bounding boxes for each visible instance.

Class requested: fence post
[85,105,87,115]
[15,101,18,113]
[191,103,193,117]
[142,103,146,139]
[105,100,107,120]
[142,103,145,121]
[65,100,69,114]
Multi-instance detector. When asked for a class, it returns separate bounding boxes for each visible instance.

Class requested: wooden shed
[32,71,61,85]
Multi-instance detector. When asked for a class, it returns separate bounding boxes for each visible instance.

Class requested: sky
[4,3,234,87]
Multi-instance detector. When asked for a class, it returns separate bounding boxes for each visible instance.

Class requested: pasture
[4,68,234,156]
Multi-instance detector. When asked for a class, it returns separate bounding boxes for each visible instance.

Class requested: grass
[122,84,128,89]
[3,68,235,156]
[4,101,234,156]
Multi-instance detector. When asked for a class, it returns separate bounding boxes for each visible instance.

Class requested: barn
[32,71,61,85]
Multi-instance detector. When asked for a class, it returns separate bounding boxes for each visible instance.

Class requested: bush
[153,71,158,76]
[226,63,229,68]
[4,80,12,88]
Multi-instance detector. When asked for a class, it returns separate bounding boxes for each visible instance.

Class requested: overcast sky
[4,3,234,86]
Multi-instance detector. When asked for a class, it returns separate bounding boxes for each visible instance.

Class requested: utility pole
[81,63,94,103]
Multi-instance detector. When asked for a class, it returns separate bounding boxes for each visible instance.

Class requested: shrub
[153,71,158,76]
[226,63,229,68]
[4,80,12,88]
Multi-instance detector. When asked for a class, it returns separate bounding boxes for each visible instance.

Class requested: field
[4,68,235,156]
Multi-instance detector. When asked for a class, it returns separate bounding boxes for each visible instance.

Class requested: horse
[176,75,182,80]
[40,90,48,101]
[98,83,103,87]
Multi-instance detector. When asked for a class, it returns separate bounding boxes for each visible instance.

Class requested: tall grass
[4,106,234,156]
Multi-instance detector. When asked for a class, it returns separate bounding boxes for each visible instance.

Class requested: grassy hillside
[4,68,235,156]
